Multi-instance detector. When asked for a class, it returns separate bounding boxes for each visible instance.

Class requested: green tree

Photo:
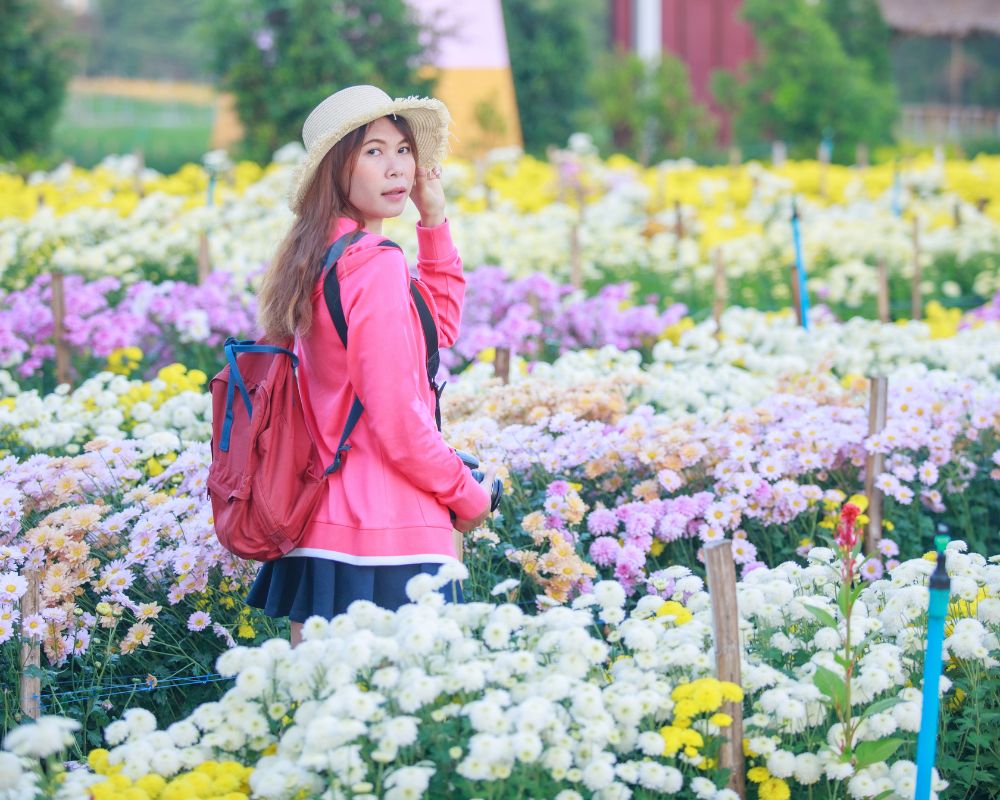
[202,0,436,162]
[587,51,716,164]
[0,0,75,161]
[817,0,893,84]
[501,0,602,155]
[84,0,212,81]
[713,0,896,159]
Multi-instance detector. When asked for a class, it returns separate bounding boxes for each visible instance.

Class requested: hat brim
[288,97,450,214]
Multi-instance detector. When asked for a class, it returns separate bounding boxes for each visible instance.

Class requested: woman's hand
[453,507,489,534]
[410,165,446,228]
[453,467,495,533]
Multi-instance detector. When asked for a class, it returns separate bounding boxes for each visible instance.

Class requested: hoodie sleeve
[341,246,489,521]
[415,219,465,348]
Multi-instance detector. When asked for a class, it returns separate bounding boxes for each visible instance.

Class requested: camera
[455,449,503,512]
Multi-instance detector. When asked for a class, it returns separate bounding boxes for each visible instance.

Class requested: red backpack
[208,230,442,561]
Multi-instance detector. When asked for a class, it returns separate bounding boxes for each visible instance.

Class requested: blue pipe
[915,535,950,799]
[891,166,902,217]
[791,200,810,330]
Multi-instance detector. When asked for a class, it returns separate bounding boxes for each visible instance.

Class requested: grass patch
[51,93,214,173]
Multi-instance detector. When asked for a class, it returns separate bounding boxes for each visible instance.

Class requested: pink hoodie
[289,216,489,566]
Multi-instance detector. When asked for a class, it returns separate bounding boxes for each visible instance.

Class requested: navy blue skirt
[245,557,463,623]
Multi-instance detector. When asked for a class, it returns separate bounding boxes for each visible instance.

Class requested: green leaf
[854,737,906,769]
[837,584,850,617]
[813,665,848,711]
[803,604,838,628]
[860,696,902,721]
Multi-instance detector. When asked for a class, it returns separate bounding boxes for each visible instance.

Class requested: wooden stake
[674,200,684,241]
[133,148,145,197]
[704,540,745,797]
[910,216,922,320]
[50,272,71,387]
[728,145,742,175]
[863,376,889,555]
[771,140,786,167]
[197,232,213,283]
[569,185,585,289]
[713,248,727,335]
[877,259,890,323]
[19,571,41,720]
[569,225,582,289]
[818,140,831,199]
[855,143,869,169]
[789,262,803,327]
[494,347,511,384]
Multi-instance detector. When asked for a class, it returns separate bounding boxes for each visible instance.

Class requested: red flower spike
[836,503,862,549]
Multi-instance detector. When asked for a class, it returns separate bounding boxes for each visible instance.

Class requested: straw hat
[287,84,451,214]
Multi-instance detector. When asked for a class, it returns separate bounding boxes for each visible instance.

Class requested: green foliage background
[714,0,898,160]
[500,0,604,156]
[586,51,717,165]
[0,0,76,161]
[80,0,212,81]
[201,0,436,162]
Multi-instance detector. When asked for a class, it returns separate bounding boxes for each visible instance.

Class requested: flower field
[1,149,999,799]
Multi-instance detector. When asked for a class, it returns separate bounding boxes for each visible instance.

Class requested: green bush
[202,0,435,163]
[0,0,76,161]
[713,0,897,160]
[587,51,716,165]
[501,0,601,156]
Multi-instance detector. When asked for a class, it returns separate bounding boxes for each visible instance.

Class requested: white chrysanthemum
[689,775,718,799]
[812,627,841,650]
[234,666,268,699]
[0,751,27,790]
[748,735,778,756]
[794,752,824,784]
[513,731,543,763]
[435,561,469,584]
[483,621,511,649]
[104,720,130,747]
[216,646,249,677]
[404,573,437,601]
[301,616,329,640]
[542,746,573,779]
[766,749,796,778]
[592,580,626,609]
[122,708,157,738]
[581,757,616,791]
[148,746,183,778]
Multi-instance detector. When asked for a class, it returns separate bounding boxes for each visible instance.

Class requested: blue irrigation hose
[915,535,950,799]
[790,200,810,330]
[891,166,902,217]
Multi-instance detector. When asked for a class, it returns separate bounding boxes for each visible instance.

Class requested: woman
[247,85,491,645]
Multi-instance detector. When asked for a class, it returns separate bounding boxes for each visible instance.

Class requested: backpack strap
[321,229,365,347]
[219,338,298,453]
[409,282,445,431]
[322,233,445,432]
[325,396,364,475]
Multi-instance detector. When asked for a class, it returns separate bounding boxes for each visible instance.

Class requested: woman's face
[346,116,416,230]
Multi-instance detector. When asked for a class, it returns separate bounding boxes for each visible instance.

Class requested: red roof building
[610,0,755,141]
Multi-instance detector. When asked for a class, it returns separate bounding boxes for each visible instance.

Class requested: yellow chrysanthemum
[748,766,771,783]
[760,777,791,800]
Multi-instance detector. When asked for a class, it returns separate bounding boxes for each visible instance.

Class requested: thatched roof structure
[878,0,1000,37]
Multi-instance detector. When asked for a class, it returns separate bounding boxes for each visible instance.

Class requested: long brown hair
[258,115,417,341]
